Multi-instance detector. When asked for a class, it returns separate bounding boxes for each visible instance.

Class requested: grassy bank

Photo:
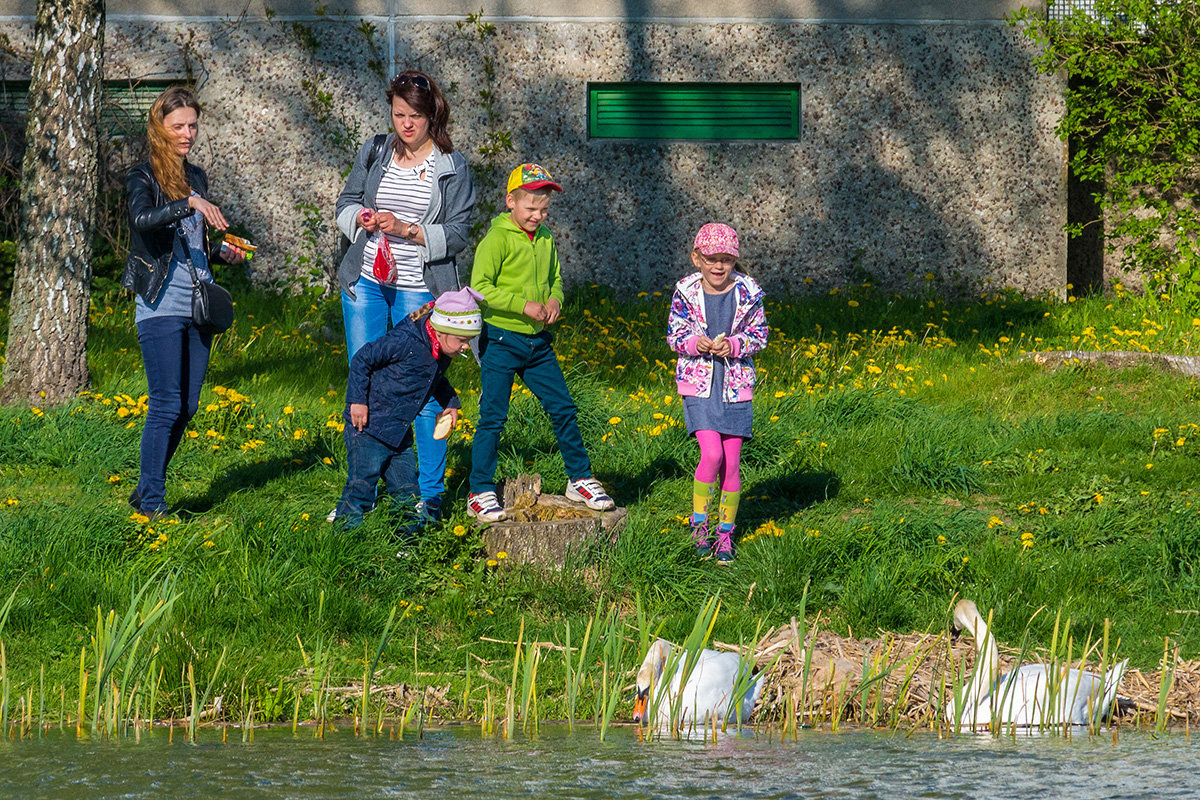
[2,279,1200,728]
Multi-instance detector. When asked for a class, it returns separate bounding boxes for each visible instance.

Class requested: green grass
[2,281,1200,726]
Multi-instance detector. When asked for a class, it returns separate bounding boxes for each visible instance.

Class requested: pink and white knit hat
[430,287,485,336]
[693,222,739,258]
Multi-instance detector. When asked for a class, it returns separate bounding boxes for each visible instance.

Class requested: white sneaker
[565,477,615,511]
[325,507,338,523]
[467,491,507,522]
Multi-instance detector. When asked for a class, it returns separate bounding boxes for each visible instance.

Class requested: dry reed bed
[717,623,1200,726]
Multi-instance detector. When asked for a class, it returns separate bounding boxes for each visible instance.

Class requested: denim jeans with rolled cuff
[336,426,418,529]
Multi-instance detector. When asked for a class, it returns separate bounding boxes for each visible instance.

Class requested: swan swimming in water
[632,638,762,730]
[946,599,1128,729]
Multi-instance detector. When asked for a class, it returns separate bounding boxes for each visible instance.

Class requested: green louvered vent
[588,82,800,141]
[0,80,174,138]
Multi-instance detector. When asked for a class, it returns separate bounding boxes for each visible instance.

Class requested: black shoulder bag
[182,226,235,334]
[336,133,389,264]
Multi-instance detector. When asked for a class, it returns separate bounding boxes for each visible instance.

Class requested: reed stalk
[360,604,399,735]
[37,664,44,737]
[1155,637,1176,734]
[503,686,515,739]
[88,573,178,735]
[461,652,472,721]
[73,646,87,735]
[0,640,7,735]
[563,611,596,733]
[597,603,626,740]
[482,686,494,737]
[597,661,622,742]
[519,639,540,735]
[187,646,227,743]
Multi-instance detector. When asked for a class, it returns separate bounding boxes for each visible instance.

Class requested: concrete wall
[0,2,1066,297]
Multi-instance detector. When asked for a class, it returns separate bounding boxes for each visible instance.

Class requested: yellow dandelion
[486,559,499,568]
[608,417,621,425]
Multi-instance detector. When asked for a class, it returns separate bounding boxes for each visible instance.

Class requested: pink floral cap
[693,223,739,258]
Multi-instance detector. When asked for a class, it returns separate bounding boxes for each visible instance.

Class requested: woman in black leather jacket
[120,86,244,518]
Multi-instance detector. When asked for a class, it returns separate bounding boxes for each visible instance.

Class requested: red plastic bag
[372,235,395,283]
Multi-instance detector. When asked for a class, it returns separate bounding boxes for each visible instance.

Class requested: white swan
[632,638,762,731]
[946,599,1128,729]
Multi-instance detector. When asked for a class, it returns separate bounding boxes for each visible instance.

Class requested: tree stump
[481,474,626,567]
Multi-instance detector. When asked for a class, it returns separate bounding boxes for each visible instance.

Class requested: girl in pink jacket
[667,223,769,563]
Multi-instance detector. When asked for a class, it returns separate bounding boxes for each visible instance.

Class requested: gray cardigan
[335,134,475,299]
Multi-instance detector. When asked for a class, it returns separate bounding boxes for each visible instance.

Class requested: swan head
[951,599,984,638]
[633,639,672,723]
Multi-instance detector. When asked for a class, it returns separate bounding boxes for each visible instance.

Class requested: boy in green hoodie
[467,163,614,522]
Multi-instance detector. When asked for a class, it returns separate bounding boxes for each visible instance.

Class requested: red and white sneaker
[467,491,507,522]
[565,477,615,511]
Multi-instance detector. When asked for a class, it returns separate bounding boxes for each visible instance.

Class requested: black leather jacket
[121,160,222,303]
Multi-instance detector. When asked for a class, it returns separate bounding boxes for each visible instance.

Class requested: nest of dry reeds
[716,621,1200,728]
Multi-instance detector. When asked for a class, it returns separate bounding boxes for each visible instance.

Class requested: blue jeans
[135,315,212,512]
[342,280,446,502]
[469,324,592,495]
[336,427,417,528]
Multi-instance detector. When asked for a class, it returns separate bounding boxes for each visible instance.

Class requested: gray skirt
[683,392,753,438]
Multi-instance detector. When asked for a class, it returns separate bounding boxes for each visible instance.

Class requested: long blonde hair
[146,86,201,201]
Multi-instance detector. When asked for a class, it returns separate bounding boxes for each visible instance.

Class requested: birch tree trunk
[0,0,105,405]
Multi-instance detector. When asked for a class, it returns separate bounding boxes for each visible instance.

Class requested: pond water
[2,724,1197,799]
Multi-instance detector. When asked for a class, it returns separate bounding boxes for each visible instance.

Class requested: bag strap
[178,227,205,289]
[367,132,388,172]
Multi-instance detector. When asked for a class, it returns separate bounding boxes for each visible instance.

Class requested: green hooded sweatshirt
[470,213,565,335]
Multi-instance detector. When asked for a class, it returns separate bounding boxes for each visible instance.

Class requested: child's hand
[710,337,732,358]
[544,298,562,325]
[523,301,549,323]
[350,403,369,430]
[695,335,714,354]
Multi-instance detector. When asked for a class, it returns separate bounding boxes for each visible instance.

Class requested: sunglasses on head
[392,74,431,91]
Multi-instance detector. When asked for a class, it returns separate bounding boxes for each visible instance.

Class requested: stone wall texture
[0,4,1067,297]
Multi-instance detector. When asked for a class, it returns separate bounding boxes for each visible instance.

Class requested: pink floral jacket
[667,271,769,402]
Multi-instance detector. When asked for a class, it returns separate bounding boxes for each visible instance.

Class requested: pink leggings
[694,430,744,493]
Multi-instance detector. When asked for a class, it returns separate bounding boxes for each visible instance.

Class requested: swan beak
[632,688,648,723]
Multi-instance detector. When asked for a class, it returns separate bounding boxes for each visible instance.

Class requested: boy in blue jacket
[335,287,483,530]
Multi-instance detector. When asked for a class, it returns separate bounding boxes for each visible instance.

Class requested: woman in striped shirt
[335,70,475,523]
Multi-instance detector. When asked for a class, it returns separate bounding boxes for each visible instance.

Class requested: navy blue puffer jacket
[344,316,461,448]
